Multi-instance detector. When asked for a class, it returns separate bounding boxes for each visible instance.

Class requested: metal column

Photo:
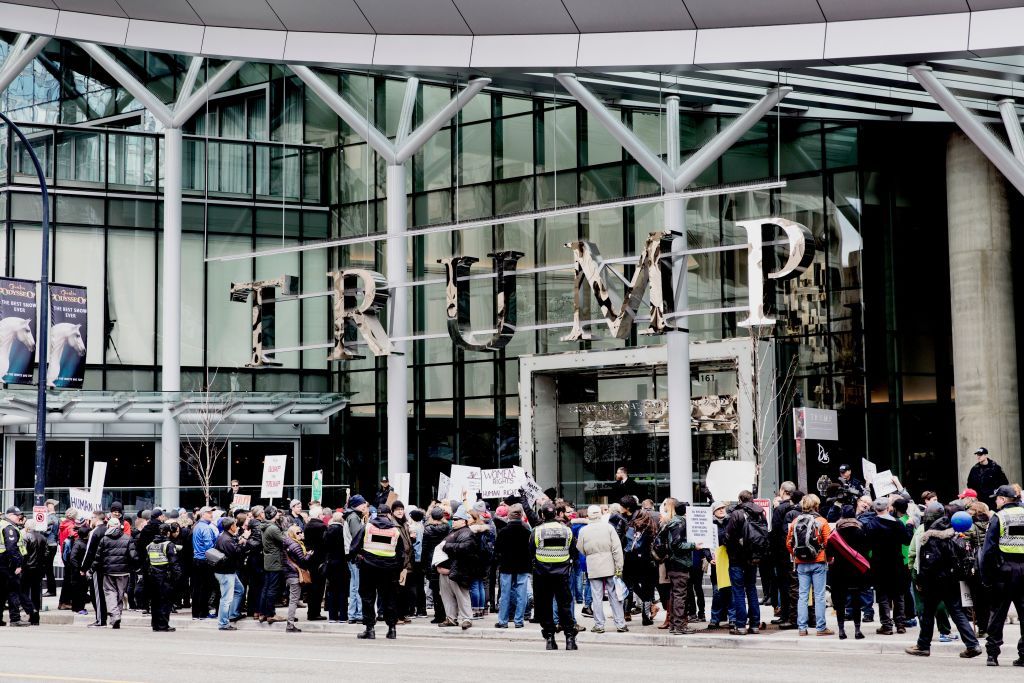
[386,163,409,478]
[161,127,183,510]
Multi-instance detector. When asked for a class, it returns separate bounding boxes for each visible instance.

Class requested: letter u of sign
[439,251,524,352]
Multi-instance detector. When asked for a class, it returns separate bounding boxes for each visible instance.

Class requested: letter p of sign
[230,275,299,367]
[735,217,815,327]
[327,269,393,360]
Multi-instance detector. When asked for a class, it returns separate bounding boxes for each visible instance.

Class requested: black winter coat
[69,537,89,579]
[826,518,870,586]
[443,526,484,588]
[323,522,347,568]
[421,522,450,574]
[770,500,795,555]
[967,459,1010,508]
[96,525,138,575]
[24,530,48,572]
[213,531,243,574]
[862,514,913,589]
[494,520,533,575]
[137,518,161,566]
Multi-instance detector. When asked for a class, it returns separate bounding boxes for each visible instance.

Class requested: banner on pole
[47,283,88,389]
[260,455,287,499]
[0,277,38,385]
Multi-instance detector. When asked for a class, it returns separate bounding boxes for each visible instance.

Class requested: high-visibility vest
[147,540,171,566]
[363,523,398,558]
[0,519,27,556]
[995,506,1024,555]
[534,522,571,564]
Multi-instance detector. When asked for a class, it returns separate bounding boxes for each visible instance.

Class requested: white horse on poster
[47,322,86,388]
[0,317,36,381]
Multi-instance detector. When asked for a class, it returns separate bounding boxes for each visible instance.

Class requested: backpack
[742,510,770,564]
[917,533,954,584]
[61,537,73,564]
[791,514,824,561]
[624,526,645,559]
[949,534,977,581]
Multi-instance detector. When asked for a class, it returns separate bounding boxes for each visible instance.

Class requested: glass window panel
[205,236,252,368]
[585,111,622,166]
[455,185,492,221]
[495,177,534,214]
[780,120,822,175]
[458,123,492,185]
[418,128,451,191]
[12,223,51,281]
[55,129,104,185]
[108,134,155,189]
[302,248,329,370]
[537,172,578,209]
[107,230,155,365]
[56,195,103,225]
[55,226,105,364]
[541,106,577,172]
[465,361,495,396]
[108,199,155,228]
[461,92,491,123]
[255,207,300,237]
[826,126,858,168]
[11,193,54,222]
[498,115,533,179]
[413,190,452,226]
[255,239,300,369]
[580,166,622,202]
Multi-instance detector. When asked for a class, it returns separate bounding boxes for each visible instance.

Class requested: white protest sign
[448,465,482,500]
[686,506,718,550]
[521,474,545,507]
[69,487,97,515]
[705,460,756,503]
[231,494,252,510]
[872,470,898,497]
[437,473,450,501]
[392,472,410,505]
[861,459,877,492]
[481,468,520,499]
[960,581,973,607]
[260,455,288,499]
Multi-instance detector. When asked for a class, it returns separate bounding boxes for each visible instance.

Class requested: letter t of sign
[229,275,299,367]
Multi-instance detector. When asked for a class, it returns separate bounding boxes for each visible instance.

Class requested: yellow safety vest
[363,523,398,558]
[147,540,171,566]
[995,506,1024,555]
[0,519,27,556]
[534,522,571,564]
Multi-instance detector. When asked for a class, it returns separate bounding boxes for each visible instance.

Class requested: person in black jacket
[136,509,164,614]
[243,508,265,618]
[421,506,450,624]
[323,511,350,623]
[213,518,247,630]
[67,525,91,615]
[769,483,798,628]
[862,497,915,635]
[81,512,109,627]
[146,524,180,632]
[303,511,327,622]
[373,477,395,510]
[967,447,1010,510]
[723,491,767,635]
[350,504,405,640]
[95,519,138,629]
[23,519,48,625]
[494,504,532,628]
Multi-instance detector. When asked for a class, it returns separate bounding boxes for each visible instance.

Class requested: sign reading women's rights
[0,277,38,385]
[48,284,88,389]
[481,468,522,499]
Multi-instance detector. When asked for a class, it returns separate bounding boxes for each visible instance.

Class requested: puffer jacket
[24,530,48,572]
[262,521,285,572]
[443,525,485,588]
[577,518,623,579]
[96,523,138,575]
[283,537,312,580]
[421,522,450,574]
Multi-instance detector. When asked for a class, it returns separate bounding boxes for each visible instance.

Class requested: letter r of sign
[229,275,299,367]
[735,217,815,327]
[327,269,393,360]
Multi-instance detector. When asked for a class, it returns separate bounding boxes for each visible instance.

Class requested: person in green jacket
[654,498,702,635]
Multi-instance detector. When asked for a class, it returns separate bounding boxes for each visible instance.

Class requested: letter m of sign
[561,232,675,341]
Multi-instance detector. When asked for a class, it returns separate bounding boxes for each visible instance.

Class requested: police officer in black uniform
[980,485,1024,667]
[146,522,180,632]
[1,506,30,627]
[531,503,578,651]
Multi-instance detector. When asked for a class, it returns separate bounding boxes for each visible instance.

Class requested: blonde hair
[286,524,303,541]
[65,508,79,519]
[801,494,821,512]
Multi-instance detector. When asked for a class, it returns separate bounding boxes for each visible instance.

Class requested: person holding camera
[211,518,247,631]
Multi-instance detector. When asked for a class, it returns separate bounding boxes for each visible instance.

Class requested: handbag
[204,547,226,569]
[288,557,312,585]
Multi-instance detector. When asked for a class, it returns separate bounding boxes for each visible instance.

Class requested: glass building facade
[0,38,990,509]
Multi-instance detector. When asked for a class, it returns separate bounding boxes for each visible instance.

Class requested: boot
[837,621,846,640]
[642,602,653,626]
[286,621,301,633]
[386,626,397,639]
[545,634,558,650]
[853,612,863,640]
[987,655,998,667]
[565,634,578,651]
[357,627,375,639]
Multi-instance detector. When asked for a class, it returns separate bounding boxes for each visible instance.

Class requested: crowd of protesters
[1,455,1022,666]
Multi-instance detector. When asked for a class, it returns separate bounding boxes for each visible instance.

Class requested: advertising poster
[0,277,38,385]
[48,284,88,389]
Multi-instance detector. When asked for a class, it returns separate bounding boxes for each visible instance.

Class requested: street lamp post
[0,112,51,509]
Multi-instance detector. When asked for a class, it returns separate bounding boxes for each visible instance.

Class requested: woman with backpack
[786,494,833,637]
[622,509,659,625]
[825,504,871,640]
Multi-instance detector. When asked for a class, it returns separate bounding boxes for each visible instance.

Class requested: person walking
[343,495,368,624]
[979,485,1024,667]
[351,504,404,640]
[904,508,983,659]
[95,517,139,629]
[967,448,1010,510]
[826,505,870,640]
[786,494,833,637]
[260,506,287,625]
[212,518,247,631]
[145,523,180,632]
[283,525,313,633]
[578,505,627,634]
[531,503,578,651]
[494,504,532,629]
[323,510,350,623]
[654,498,700,635]
[191,506,219,620]
[724,491,768,635]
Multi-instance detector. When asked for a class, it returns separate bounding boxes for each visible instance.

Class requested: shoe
[10,621,30,628]
[386,626,397,640]
[876,626,894,635]
[111,621,120,630]
[799,630,809,636]
[905,646,930,657]
[961,648,983,659]
[430,618,444,624]
[58,603,72,610]
[219,625,238,631]
[706,622,722,630]
[76,610,89,616]
[730,627,747,635]
[160,627,177,632]
[674,627,697,635]
[461,620,472,630]
[1011,658,1023,667]
[987,655,998,667]
[658,621,671,630]
[896,626,907,634]
[438,619,458,627]
[863,616,875,623]
[777,622,798,630]
[624,612,631,622]
[616,626,629,633]
[904,618,918,628]
[545,635,558,650]
[356,628,375,639]
[748,627,759,635]
[494,621,508,629]
[694,614,706,623]
[515,622,524,628]
[565,635,578,651]
[348,619,361,624]
[939,633,958,643]
[855,629,864,640]
[590,625,605,633]
[88,623,105,628]
[285,622,301,633]
[307,615,327,621]
[817,628,835,637]
[770,617,784,625]
[267,616,286,624]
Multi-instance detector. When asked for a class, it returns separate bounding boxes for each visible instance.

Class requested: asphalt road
[0,624,1019,683]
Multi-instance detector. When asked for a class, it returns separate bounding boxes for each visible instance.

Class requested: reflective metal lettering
[327,269,392,360]
[229,275,299,367]
[735,217,815,327]
[439,250,524,352]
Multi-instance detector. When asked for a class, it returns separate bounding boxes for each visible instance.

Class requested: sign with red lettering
[260,455,288,499]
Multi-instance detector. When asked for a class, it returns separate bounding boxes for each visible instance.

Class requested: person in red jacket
[786,494,833,636]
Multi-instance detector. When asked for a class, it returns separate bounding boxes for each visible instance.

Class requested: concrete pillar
[946,131,1022,487]
[160,127,183,511]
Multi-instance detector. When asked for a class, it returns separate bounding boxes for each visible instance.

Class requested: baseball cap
[264,505,279,519]
[198,506,214,515]
[958,488,979,499]
[380,475,389,483]
[974,447,989,455]
[838,464,851,473]
[452,507,471,522]
[5,506,22,516]
[151,507,165,518]
[995,485,1020,500]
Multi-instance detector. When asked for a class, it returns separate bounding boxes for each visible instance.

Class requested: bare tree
[180,371,236,506]
[740,323,800,494]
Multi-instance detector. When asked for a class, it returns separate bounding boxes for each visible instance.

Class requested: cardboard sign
[69,488,97,515]
[260,455,288,499]
[437,473,450,501]
[481,468,521,499]
[521,473,545,507]
[960,581,973,608]
[392,472,410,506]
[448,465,481,500]
[705,460,755,503]
[231,494,251,510]
[861,459,877,491]
[311,470,323,503]
[753,498,772,530]
[872,470,898,497]
[69,462,106,514]
[686,505,718,550]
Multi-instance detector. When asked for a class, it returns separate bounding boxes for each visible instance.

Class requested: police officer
[980,484,1024,667]
[0,506,30,627]
[146,523,180,632]
[531,503,578,651]
[350,504,404,640]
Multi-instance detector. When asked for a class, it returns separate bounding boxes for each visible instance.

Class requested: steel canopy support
[998,98,1024,163]
[0,35,50,95]
[292,66,490,481]
[910,66,1024,197]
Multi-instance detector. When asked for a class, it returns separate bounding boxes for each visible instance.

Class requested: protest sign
[393,472,410,505]
[481,468,520,499]
[705,460,755,502]
[754,498,772,530]
[448,465,482,500]
[437,473,450,501]
[862,459,878,493]
[521,474,545,507]
[69,488,97,515]
[260,455,288,499]
[960,581,973,607]
[231,494,252,510]
[686,506,718,550]
[872,470,898,497]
